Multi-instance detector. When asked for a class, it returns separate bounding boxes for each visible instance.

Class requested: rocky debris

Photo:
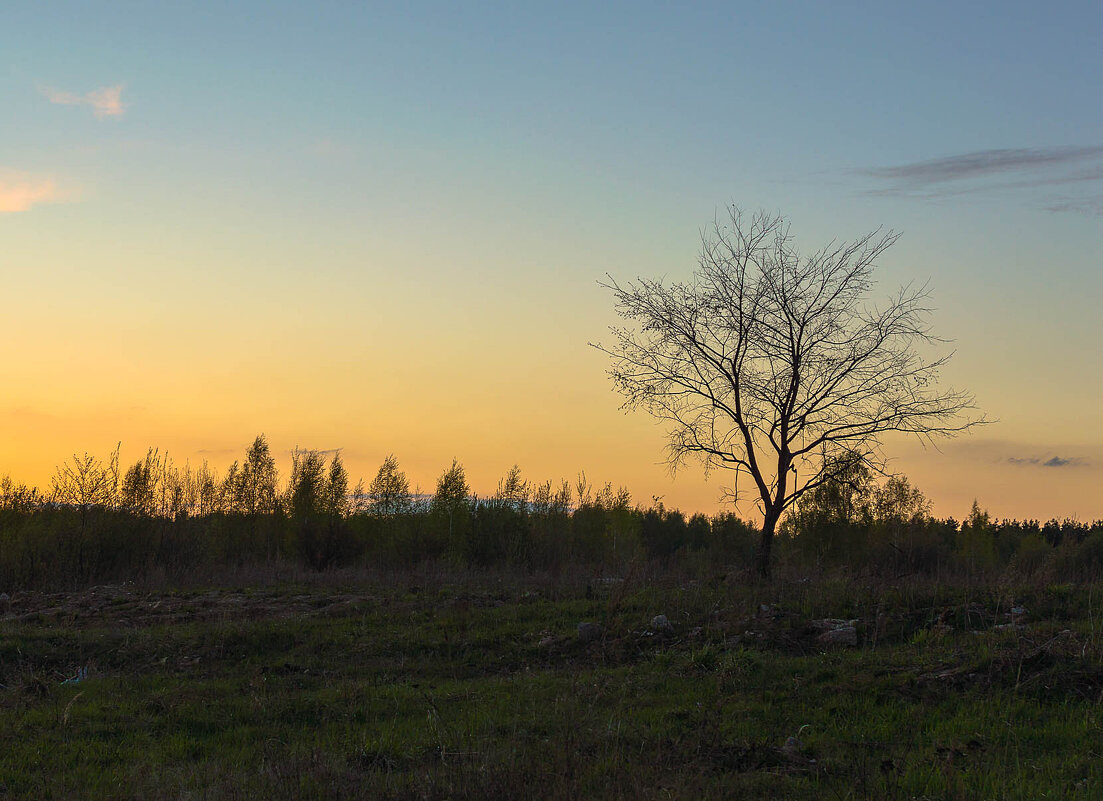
[577,621,602,643]
[809,618,859,634]
[650,614,673,634]
[811,618,859,647]
[719,606,868,652]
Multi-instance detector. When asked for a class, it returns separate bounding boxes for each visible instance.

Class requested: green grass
[1,574,1101,799]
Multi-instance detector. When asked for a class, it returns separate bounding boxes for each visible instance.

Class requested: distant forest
[2,435,1102,590]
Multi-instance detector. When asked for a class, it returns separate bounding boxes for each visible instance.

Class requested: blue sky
[3,2,1101,520]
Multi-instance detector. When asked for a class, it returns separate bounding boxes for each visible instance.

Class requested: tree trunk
[757,509,781,579]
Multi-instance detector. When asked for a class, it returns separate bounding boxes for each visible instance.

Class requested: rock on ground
[577,621,601,643]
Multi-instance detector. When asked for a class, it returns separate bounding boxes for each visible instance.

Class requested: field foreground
[1,570,1101,800]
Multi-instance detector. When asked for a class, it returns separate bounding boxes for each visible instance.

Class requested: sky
[2,1,1101,523]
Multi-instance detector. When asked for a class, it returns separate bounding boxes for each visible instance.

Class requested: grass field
[2,568,1101,799]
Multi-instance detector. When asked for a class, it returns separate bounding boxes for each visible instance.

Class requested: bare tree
[50,444,121,580]
[595,208,983,577]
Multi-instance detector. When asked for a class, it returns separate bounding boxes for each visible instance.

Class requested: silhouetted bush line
[1,437,1101,590]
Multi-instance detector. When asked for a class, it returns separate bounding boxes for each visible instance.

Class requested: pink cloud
[42,84,126,118]
[0,173,73,213]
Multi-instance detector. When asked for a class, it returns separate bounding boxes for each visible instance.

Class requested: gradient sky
[3,2,1101,522]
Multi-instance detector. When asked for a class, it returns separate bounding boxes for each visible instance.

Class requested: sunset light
[3,5,1103,798]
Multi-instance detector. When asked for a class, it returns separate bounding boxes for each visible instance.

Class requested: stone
[810,618,859,633]
[577,621,601,643]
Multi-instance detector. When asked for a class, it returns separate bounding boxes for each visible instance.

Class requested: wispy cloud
[1044,199,1103,218]
[855,146,1103,214]
[937,439,1100,470]
[1007,455,1089,468]
[41,84,126,118]
[863,147,1103,188]
[0,172,73,213]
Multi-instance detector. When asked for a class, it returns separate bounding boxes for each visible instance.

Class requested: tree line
[0,435,649,587]
[1,434,1102,590]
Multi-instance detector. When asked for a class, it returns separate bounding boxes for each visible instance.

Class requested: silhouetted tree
[871,474,930,525]
[195,461,219,515]
[367,454,412,516]
[52,446,120,511]
[787,453,876,530]
[121,448,163,516]
[687,513,711,550]
[432,459,470,556]
[531,479,572,516]
[287,449,327,522]
[494,464,530,511]
[0,475,40,512]
[596,207,982,577]
[959,499,995,573]
[238,435,279,515]
[50,445,120,580]
[287,449,329,568]
[639,503,688,560]
[324,452,350,518]
[432,459,470,514]
[180,460,221,517]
